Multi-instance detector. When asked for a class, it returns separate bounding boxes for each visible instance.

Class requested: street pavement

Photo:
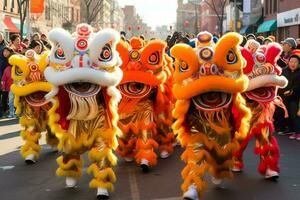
[0,117,300,200]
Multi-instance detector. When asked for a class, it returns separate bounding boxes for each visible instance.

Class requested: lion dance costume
[9,50,58,164]
[171,32,251,200]
[44,24,122,199]
[116,37,175,172]
[232,39,288,180]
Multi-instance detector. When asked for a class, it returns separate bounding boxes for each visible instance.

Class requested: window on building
[270,0,273,14]
[3,0,7,10]
[10,0,14,12]
[265,0,269,15]
[274,0,278,12]
[45,4,50,20]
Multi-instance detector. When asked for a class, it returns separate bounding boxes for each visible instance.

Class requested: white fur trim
[247,74,288,91]
[44,67,123,87]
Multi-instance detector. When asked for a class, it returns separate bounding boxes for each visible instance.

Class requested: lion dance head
[171,32,251,198]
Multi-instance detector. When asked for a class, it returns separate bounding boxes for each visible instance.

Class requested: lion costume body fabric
[116,38,175,171]
[171,32,251,199]
[233,40,288,179]
[9,50,58,164]
[44,24,122,198]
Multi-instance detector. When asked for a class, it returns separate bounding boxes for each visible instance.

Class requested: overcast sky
[117,0,178,29]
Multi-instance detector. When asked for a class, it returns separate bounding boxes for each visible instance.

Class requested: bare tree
[202,0,227,35]
[82,0,104,24]
[17,0,29,39]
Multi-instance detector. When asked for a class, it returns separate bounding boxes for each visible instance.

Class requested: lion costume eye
[226,50,237,64]
[199,65,206,75]
[15,66,23,76]
[148,51,160,65]
[210,64,218,75]
[179,61,189,72]
[55,47,65,60]
[99,44,112,62]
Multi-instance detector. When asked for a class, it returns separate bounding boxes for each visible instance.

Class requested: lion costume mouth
[245,86,275,103]
[192,92,232,111]
[24,91,48,107]
[64,82,101,97]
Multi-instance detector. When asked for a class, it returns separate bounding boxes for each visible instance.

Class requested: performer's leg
[56,153,83,187]
[156,118,175,159]
[45,126,59,150]
[255,126,280,180]
[116,130,136,162]
[135,129,159,172]
[87,133,117,199]
[20,129,41,164]
[181,134,210,200]
[232,132,254,172]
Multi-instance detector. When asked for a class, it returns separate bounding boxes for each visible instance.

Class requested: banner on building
[30,0,45,13]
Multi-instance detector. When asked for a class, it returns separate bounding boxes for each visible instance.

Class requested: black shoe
[183,198,194,200]
[266,175,279,182]
[25,159,35,165]
[140,164,149,173]
[97,194,109,200]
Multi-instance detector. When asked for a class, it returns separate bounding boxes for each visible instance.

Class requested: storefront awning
[257,20,277,33]
[11,18,27,35]
[3,16,19,33]
[240,26,251,34]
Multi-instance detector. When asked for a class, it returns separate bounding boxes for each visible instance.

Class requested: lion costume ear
[9,54,30,81]
[140,40,166,70]
[170,43,198,82]
[214,32,244,72]
[116,40,130,69]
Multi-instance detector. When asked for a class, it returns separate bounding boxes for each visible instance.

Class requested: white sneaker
[160,151,170,159]
[25,154,36,164]
[265,168,279,180]
[211,176,223,185]
[65,177,77,187]
[231,165,242,172]
[183,184,199,200]
[97,187,109,199]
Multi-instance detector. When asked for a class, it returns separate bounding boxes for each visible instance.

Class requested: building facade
[176,0,198,34]
[277,1,300,41]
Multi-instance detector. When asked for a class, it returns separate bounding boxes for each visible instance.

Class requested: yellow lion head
[9,50,51,115]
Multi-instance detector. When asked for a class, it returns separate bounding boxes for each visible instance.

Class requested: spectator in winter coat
[1,65,15,118]
[277,37,297,68]
[0,32,8,52]
[281,49,300,140]
[9,34,22,54]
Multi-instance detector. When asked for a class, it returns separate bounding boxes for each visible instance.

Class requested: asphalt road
[0,118,300,200]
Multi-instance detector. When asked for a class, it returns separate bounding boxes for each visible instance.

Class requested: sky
[117,0,178,29]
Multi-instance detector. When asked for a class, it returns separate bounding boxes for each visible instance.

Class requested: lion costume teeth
[9,50,58,163]
[116,37,175,170]
[171,31,251,198]
[233,40,288,178]
[44,24,122,197]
